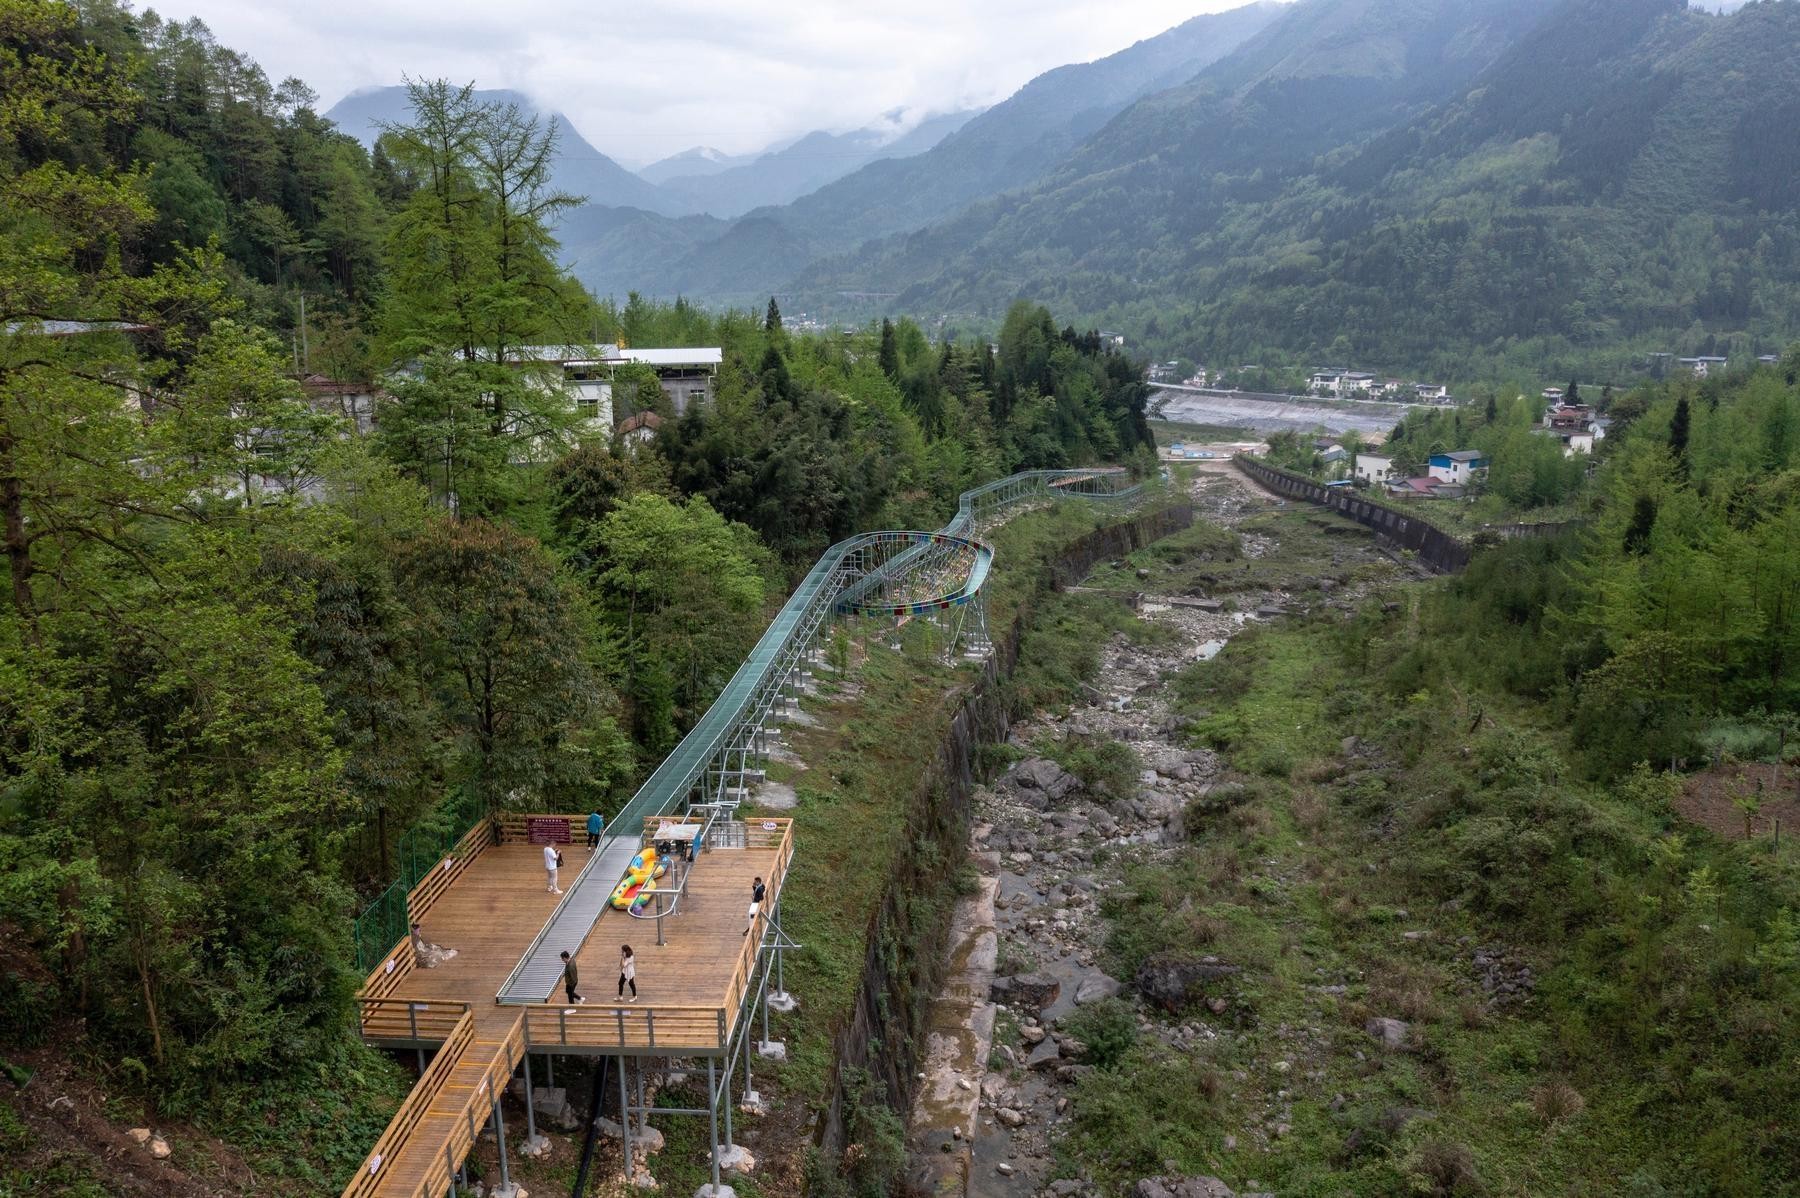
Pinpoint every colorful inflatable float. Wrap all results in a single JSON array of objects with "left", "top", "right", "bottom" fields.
[{"left": 609, "top": 845, "right": 668, "bottom": 911}]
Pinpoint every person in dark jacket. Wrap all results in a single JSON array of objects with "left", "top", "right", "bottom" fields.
[
  {"left": 586, "top": 810, "right": 604, "bottom": 851},
  {"left": 744, "top": 876, "right": 766, "bottom": 937},
  {"left": 560, "top": 950, "right": 584, "bottom": 1004}
]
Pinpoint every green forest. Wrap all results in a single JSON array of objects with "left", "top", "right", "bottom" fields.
[{"left": 0, "top": 0, "right": 1151, "bottom": 1170}]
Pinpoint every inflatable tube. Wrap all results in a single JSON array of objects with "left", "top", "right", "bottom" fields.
[{"left": 609, "top": 846, "right": 668, "bottom": 911}]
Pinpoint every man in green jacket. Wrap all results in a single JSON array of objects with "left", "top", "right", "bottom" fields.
[{"left": 560, "top": 950, "right": 584, "bottom": 1004}]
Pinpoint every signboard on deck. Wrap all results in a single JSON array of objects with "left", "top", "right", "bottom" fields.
[{"left": 527, "top": 816, "right": 572, "bottom": 844}]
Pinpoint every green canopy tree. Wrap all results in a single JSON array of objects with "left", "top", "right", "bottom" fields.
[
  {"left": 587, "top": 494, "right": 767, "bottom": 743},
  {"left": 396, "top": 515, "right": 625, "bottom": 808}
]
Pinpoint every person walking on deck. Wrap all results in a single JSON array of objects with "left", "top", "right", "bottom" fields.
[
  {"left": 745, "top": 876, "right": 766, "bottom": 937},
  {"left": 586, "top": 810, "right": 604, "bottom": 851},
  {"left": 544, "top": 842, "right": 563, "bottom": 894},
  {"left": 560, "top": 950, "right": 584, "bottom": 1004},
  {"left": 618, "top": 945, "right": 637, "bottom": 1002}
]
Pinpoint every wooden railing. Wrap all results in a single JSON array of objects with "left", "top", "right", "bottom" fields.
[
  {"left": 357, "top": 997, "right": 467, "bottom": 1045},
  {"left": 407, "top": 816, "right": 496, "bottom": 918},
  {"left": 342, "top": 1011, "right": 527, "bottom": 1198},
  {"left": 353, "top": 816, "right": 497, "bottom": 1017},
  {"left": 342, "top": 1007, "right": 476, "bottom": 1198},
  {"left": 519, "top": 1002, "right": 729, "bottom": 1052},
  {"left": 358, "top": 937, "right": 416, "bottom": 1005},
  {"left": 720, "top": 819, "right": 795, "bottom": 1043}
]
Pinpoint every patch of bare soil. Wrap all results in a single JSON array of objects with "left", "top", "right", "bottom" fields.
[{"left": 1676, "top": 761, "right": 1800, "bottom": 841}]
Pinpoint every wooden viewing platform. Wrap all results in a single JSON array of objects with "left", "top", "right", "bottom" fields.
[{"left": 343, "top": 814, "right": 795, "bottom": 1198}]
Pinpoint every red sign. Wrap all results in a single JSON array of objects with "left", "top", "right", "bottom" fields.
[{"left": 526, "top": 817, "right": 571, "bottom": 845}]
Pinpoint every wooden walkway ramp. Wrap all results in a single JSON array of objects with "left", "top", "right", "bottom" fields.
[{"left": 342, "top": 816, "right": 795, "bottom": 1198}]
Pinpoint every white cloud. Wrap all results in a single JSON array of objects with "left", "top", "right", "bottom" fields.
[{"left": 147, "top": 0, "right": 1268, "bottom": 164}]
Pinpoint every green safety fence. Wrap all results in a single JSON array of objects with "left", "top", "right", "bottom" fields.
[{"left": 351, "top": 787, "right": 486, "bottom": 974}]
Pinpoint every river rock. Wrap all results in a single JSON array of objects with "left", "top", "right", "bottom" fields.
[
  {"left": 1026, "top": 1040, "right": 1063, "bottom": 1071},
  {"left": 1014, "top": 758, "right": 1081, "bottom": 801},
  {"left": 1006, "top": 971, "right": 1061, "bottom": 1011},
  {"left": 1134, "top": 1176, "right": 1235, "bottom": 1198},
  {"left": 1365, "top": 1017, "right": 1410, "bottom": 1048},
  {"left": 1133, "top": 953, "right": 1241, "bottom": 1012},
  {"left": 996, "top": 1107, "right": 1027, "bottom": 1128},
  {"left": 1073, "top": 974, "right": 1122, "bottom": 1006}
]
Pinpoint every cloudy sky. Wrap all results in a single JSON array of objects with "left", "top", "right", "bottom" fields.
[{"left": 153, "top": 0, "right": 1266, "bottom": 166}]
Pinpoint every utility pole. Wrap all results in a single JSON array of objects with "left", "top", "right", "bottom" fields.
[{"left": 299, "top": 293, "right": 309, "bottom": 373}]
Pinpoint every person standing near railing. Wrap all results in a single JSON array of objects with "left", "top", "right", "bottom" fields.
[
  {"left": 618, "top": 945, "right": 637, "bottom": 1002},
  {"left": 586, "top": 809, "right": 604, "bottom": 852},
  {"left": 744, "top": 876, "right": 765, "bottom": 938}
]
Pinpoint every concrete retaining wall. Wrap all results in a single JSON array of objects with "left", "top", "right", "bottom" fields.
[{"left": 1234, "top": 457, "right": 1474, "bottom": 574}]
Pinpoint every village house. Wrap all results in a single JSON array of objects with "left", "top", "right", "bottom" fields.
[
  {"left": 1535, "top": 401, "right": 1606, "bottom": 457},
  {"left": 1353, "top": 453, "right": 1395, "bottom": 485},
  {"left": 1313, "top": 437, "right": 1348, "bottom": 464},
  {"left": 1541, "top": 386, "right": 1565, "bottom": 405},
  {"left": 1309, "top": 369, "right": 1346, "bottom": 396},
  {"left": 503, "top": 343, "right": 723, "bottom": 427},
  {"left": 1428, "top": 450, "right": 1487, "bottom": 486},
  {"left": 1678, "top": 355, "right": 1729, "bottom": 378},
  {"left": 1386, "top": 475, "right": 1463, "bottom": 500},
  {"left": 1414, "top": 383, "right": 1449, "bottom": 402},
  {"left": 617, "top": 409, "right": 663, "bottom": 453},
  {"left": 299, "top": 373, "right": 382, "bottom": 436}
]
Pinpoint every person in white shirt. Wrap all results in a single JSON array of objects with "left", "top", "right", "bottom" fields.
[{"left": 543, "top": 842, "right": 562, "bottom": 894}]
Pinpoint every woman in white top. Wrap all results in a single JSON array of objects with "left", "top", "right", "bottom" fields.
[
  {"left": 543, "top": 842, "right": 562, "bottom": 894},
  {"left": 618, "top": 944, "right": 637, "bottom": 1002}
]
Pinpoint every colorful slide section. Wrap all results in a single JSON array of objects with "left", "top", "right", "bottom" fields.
[{"left": 609, "top": 846, "right": 667, "bottom": 911}]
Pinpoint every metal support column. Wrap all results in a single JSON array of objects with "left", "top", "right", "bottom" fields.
[
  {"left": 490, "top": 1099, "right": 512, "bottom": 1191},
  {"left": 707, "top": 1058, "right": 722, "bottom": 1194},
  {"left": 617, "top": 1054, "right": 633, "bottom": 1182},
  {"left": 522, "top": 1054, "right": 539, "bottom": 1144},
  {"left": 743, "top": 1007, "right": 755, "bottom": 1103},
  {"left": 634, "top": 1059, "right": 648, "bottom": 1137},
  {"left": 723, "top": 1056, "right": 735, "bottom": 1149}
]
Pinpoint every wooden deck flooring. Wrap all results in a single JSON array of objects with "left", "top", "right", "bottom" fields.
[
  {"left": 565, "top": 845, "right": 774, "bottom": 1009},
  {"left": 346, "top": 822, "right": 793, "bottom": 1198}
]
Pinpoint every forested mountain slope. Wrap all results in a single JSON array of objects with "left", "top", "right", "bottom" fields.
[
  {"left": 796, "top": 0, "right": 1562, "bottom": 322},
  {"left": 801, "top": 0, "right": 1800, "bottom": 381},
  {"left": 561, "top": 1, "right": 1281, "bottom": 301}
]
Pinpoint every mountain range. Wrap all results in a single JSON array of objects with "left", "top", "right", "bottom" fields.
[
  {"left": 324, "top": 89, "right": 981, "bottom": 222},
  {"left": 550, "top": 1, "right": 1285, "bottom": 302},
  {"left": 330, "top": 0, "right": 1800, "bottom": 379}
]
